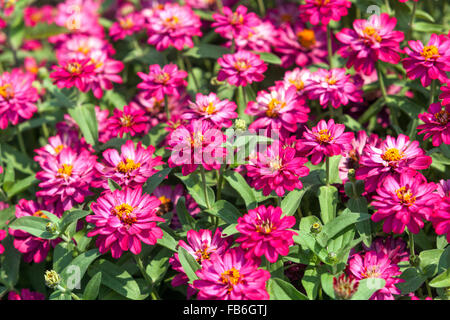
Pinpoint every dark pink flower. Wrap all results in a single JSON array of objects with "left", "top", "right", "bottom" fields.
[
  {"left": 236, "top": 205, "right": 297, "bottom": 262},
  {"left": 371, "top": 171, "right": 438, "bottom": 234},
  {"left": 212, "top": 5, "right": 260, "bottom": 39},
  {"left": 50, "top": 58, "right": 96, "bottom": 92},
  {"left": 300, "top": 0, "right": 352, "bottom": 26},
  {"left": 440, "top": 83, "right": 450, "bottom": 106},
  {"left": 402, "top": 34, "right": 450, "bottom": 87},
  {"left": 109, "top": 12, "right": 145, "bottom": 41},
  {"left": 217, "top": 50, "right": 267, "bottom": 87},
  {"left": 333, "top": 273, "right": 359, "bottom": 300},
  {"left": 193, "top": 247, "right": 271, "bottom": 300},
  {"left": 297, "top": 119, "right": 354, "bottom": 165},
  {"left": 34, "top": 132, "right": 84, "bottom": 167},
  {"left": 8, "top": 289, "right": 45, "bottom": 300},
  {"left": 86, "top": 50, "right": 124, "bottom": 99},
  {"left": 137, "top": 64, "right": 188, "bottom": 101},
  {"left": 431, "top": 196, "right": 450, "bottom": 243},
  {"left": 336, "top": 13, "right": 404, "bottom": 75},
  {"left": 107, "top": 105, "right": 149, "bottom": 138},
  {"left": 417, "top": 102, "right": 450, "bottom": 146},
  {"left": 363, "top": 236, "right": 409, "bottom": 264},
  {"left": 87, "top": 187, "right": 164, "bottom": 259},
  {"left": 355, "top": 134, "right": 432, "bottom": 192},
  {"left": 0, "top": 229, "right": 5, "bottom": 254}
]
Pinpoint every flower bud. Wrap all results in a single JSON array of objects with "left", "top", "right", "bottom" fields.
[
  {"left": 235, "top": 119, "right": 246, "bottom": 132},
  {"left": 310, "top": 222, "right": 322, "bottom": 234},
  {"left": 347, "top": 169, "right": 356, "bottom": 182},
  {"left": 46, "top": 222, "right": 57, "bottom": 234},
  {"left": 333, "top": 273, "right": 359, "bottom": 300},
  {"left": 327, "top": 251, "right": 338, "bottom": 264},
  {"left": 210, "top": 77, "right": 224, "bottom": 86},
  {"left": 44, "top": 270, "right": 61, "bottom": 289}
]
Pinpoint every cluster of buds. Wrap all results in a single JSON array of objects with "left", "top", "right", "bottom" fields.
[{"left": 333, "top": 273, "right": 359, "bottom": 300}]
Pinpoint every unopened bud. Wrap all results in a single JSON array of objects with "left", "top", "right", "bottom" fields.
[
  {"left": 235, "top": 119, "right": 246, "bottom": 132},
  {"left": 333, "top": 273, "right": 359, "bottom": 300},
  {"left": 46, "top": 222, "right": 57, "bottom": 234},
  {"left": 410, "top": 254, "right": 420, "bottom": 267},
  {"left": 210, "top": 77, "right": 224, "bottom": 86},
  {"left": 44, "top": 270, "right": 61, "bottom": 289},
  {"left": 327, "top": 252, "right": 338, "bottom": 264},
  {"left": 347, "top": 169, "right": 356, "bottom": 182},
  {"left": 310, "top": 222, "right": 322, "bottom": 234}
]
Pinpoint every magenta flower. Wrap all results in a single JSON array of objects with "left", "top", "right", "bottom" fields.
[
  {"left": 300, "top": 0, "right": 352, "bottom": 25},
  {"left": 402, "top": 34, "right": 450, "bottom": 87},
  {"left": 246, "top": 142, "right": 310, "bottom": 197},
  {"left": 437, "top": 179, "right": 450, "bottom": 198},
  {"left": 9, "top": 199, "right": 62, "bottom": 263},
  {"left": 50, "top": 58, "right": 96, "bottom": 92},
  {"left": 167, "top": 119, "right": 225, "bottom": 176},
  {"left": 36, "top": 148, "right": 97, "bottom": 211},
  {"left": 232, "top": 20, "right": 277, "bottom": 53},
  {"left": 363, "top": 236, "right": 409, "bottom": 265},
  {"left": 0, "top": 69, "right": 38, "bottom": 129},
  {"left": 417, "top": 102, "right": 450, "bottom": 146},
  {"left": 278, "top": 68, "right": 312, "bottom": 98},
  {"left": 193, "top": 247, "right": 271, "bottom": 300},
  {"left": 86, "top": 50, "right": 124, "bottom": 99},
  {"left": 212, "top": 5, "right": 260, "bottom": 39},
  {"left": 297, "top": 119, "right": 354, "bottom": 165},
  {"left": 109, "top": 12, "right": 144, "bottom": 41},
  {"left": 8, "top": 289, "right": 45, "bottom": 300},
  {"left": 146, "top": 3, "right": 202, "bottom": 51},
  {"left": 355, "top": 134, "right": 432, "bottom": 192},
  {"left": 217, "top": 50, "right": 267, "bottom": 87},
  {"left": 336, "top": 13, "right": 404, "bottom": 75},
  {"left": 371, "top": 171, "right": 438, "bottom": 234},
  {"left": 246, "top": 84, "right": 310, "bottom": 135},
  {"left": 137, "top": 64, "right": 188, "bottom": 101},
  {"left": 94, "top": 140, "right": 164, "bottom": 190},
  {"left": 34, "top": 132, "right": 84, "bottom": 167},
  {"left": 347, "top": 250, "right": 403, "bottom": 300},
  {"left": 87, "top": 187, "right": 164, "bottom": 259},
  {"left": 440, "top": 84, "right": 450, "bottom": 106},
  {"left": 0, "top": 229, "right": 5, "bottom": 255},
  {"left": 333, "top": 273, "right": 359, "bottom": 300},
  {"left": 182, "top": 92, "right": 238, "bottom": 129},
  {"left": 107, "top": 105, "right": 149, "bottom": 138},
  {"left": 275, "top": 23, "right": 328, "bottom": 68},
  {"left": 236, "top": 205, "right": 297, "bottom": 262},
  {"left": 431, "top": 196, "right": 450, "bottom": 243},
  {"left": 306, "top": 68, "right": 363, "bottom": 109},
  {"left": 169, "top": 228, "right": 232, "bottom": 297}
]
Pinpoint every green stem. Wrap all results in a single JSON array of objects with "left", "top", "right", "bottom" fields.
[
  {"left": 326, "top": 25, "right": 333, "bottom": 69},
  {"left": 184, "top": 55, "right": 200, "bottom": 92},
  {"left": 408, "top": 231, "right": 415, "bottom": 259},
  {"left": 406, "top": 1, "right": 417, "bottom": 41},
  {"left": 376, "top": 62, "right": 389, "bottom": 103},
  {"left": 200, "top": 166, "right": 211, "bottom": 209},
  {"left": 134, "top": 254, "right": 160, "bottom": 300},
  {"left": 42, "top": 123, "right": 50, "bottom": 139},
  {"left": 237, "top": 86, "right": 247, "bottom": 119},
  {"left": 384, "top": 0, "right": 391, "bottom": 15},
  {"left": 176, "top": 50, "right": 186, "bottom": 71},
  {"left": 325, "top": 156, "right": 330, "bottom": 186},
  {"left": 216, "top": 165, "right": 225, "bottom": 201},
  {"left": 70, "top": 292, "right": 81, "bottom": 300},
  {"left": 164, "top": 94, "right": 170, "bottom": 121},
  {"left": 429, "top": 80, "right": 437, "bottom": 105},
  {"left": 257, "top": 0, "right": 266, "bottom": 16},
  {"left": 425, "top": 281, "right": 432, "bottom": 298},
  {"left": 277, "top": 196, "right": 282, "bottom": 207},
  {"left": 17, "top": 130, "right": 26, "bottom": 154}
]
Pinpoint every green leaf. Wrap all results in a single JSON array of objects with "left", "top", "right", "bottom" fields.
[
  {"left": 318, "top": 185, "right": 338, "bottom": 225},
  {"left": 413, "top": 22, "right": 445, "bottom": 33},
  {"left": 143, "top": 167, "right": 172, "bottom": 195},
  {"left": 108, "top": 179, "right": 122, "bottom": 192},
  {"left": 419, "top": 249, "right": 444, "bottom": 278},
  {"left": 6, "top": 175, "right": 39, "bottom": 198},
  {"left": 88, "top": 259, "right": 142, "bottom": 300},
  {"left": 49, "top": 290, "right": 71, "bottom": 300},
  {"left": 177, "top": 247, "right": 201, "bottom": 284},
  {"left": 8, "top": 216, "right": 57, "bottom": 239},
  {"left": 221, "top": 223, "right": 239, "bottom": 237},
  {"left": 60, "top": 249, "right": 102, "bottom": 287},
  {"left": 68, "top": 104, "right": 98, "bottom": 146},
  {"left": 252, "top": 51, "right": 282, "bottom": 65},
  {"left": 0, "top": 236, "right": 21, "bottom": 287},
  {"left": 184, "top": 44, "right": 231, "bottom": 60},
  {"left": 59, "top": 210, "right": 90, "bottom": 233},
  {"left": 347, "top": 197, "right": 372, "bottom": 247},
  {"left": 53, "top": 242, "right": 75, "bottom": 274},
  {"left": 83, "top": 272, "right": 102, "bottom": 300},
  {"left": 192, "top": 10, "right": 214, "bottom": 21},
  {"left": 175, "top": 172, "right": 215, "bottom": 210},
  {"left": 223, "top": 170, "right": 257, "bottom": 210},
  {"left": 176, "top": 196, "right": 196, "bottom": 230},
  {"left": 396, "top": 268, "right": 427, "bottom": 294},
  {"left": 206, "top": 200, "right": 242, "bottom": 224},
  {"left": 281, "top": 189, "right": 307, "bottom": 216},
  {"left": 302, "top": 266, "right": 320, "bottom": 300},
  {"left": 351, "top": 278, "right": 386, "bottom": 300},
  {"left": 320, "top": 273, "right": 336, "bottom": 299},
  {"left": 429, "top": 269, "right": 450, "bottom": 288},
  {"left": 267, "top": 278, "right": 309, "bottom": 300},
  {"left": 146, "top": 248, "right": 172, "bottom": 287},
  {"left": 156, "top": 228, "right": 178, "bottom": 252},
  {"left": 1, "top": 143, "right": 37, "bottom": 175}
]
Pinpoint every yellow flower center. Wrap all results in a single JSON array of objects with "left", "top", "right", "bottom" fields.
[
  {"left": 421, "top": 45, "right": 440, "bottom": 60},
  {"left": 316, "top": 0, "right": 330, "bottom": 5},
  {"left": 30, "top": 11, "right": 44, "bottom": 23},
  {"left": 120, "top": 16, "right": 134, "bottom": 29},
  {"left": 289, "top": 78, "right": 304, "bottom": 90},
  {"left": 33, "top": 210, "right": 48, "bottom": 219},
  {"left": 156, "top": 195, "right": 173, "bottom": 216},
  {"left": 363, "top": 26, "right": 382, "bottom": 42},
  {"left": 266, "top": 98, "right": 285, "bottom": 118},
  {"left": 256, "top": 219, "right": 275, "bottom": 234},
  {"left": 57, "top": 164, "right": 73, "bottom": 178},
  {"left": 297, "top": 29, "right": 316, "bottom": 49},
  {"left": 234, "top": 60, "right": 251, "bottom": 71},
  {"left": 220, "top": 267, "right": 242, "bottom": 292},
  {"left": 396, "top": 186, "right": 416, "bottom": 206},
  {"left": 112, "top": 203, "right": 136, "bottom": 225},
  {"left": 0, "top": 83, "right": 14, "bottom": 100},
  {"left": 120, "top": 115, "right": 134, "bottom": 127},
  {"left": 116, "top": 158, "right": 141, "bottom": 174},
  {"left": 325, "top": 75, "right": 337, "bottom": 85},
  {"left": 77, "top": 46, "right": 90, "bottom": 55},
  {"left": 190, "top": 131, "right": 203, "bottom": 148},
  {"left": 204, "top": 102, "right": 216, "bottom": 115},
  {"left": 66, "top": 62, "right": 82, "bottom": 74},
  {"left": 361, "top": 265, "right": 381, "bottom": 279},
  {"left": 156, "top": 72, "right": 170, "bottom": 84},
  {"left": 195, "top": 245, "right": 212, "bottom": 262},
  {"left": 164, "top": 15, "right": 179, "bottom": 28},
  {"left": 54, "top": 145, "right": 64, "bottom": 154},
  {"left": 381, "top": 148, "right": 404, "bottom": 162},
  {"left": 230, "top": 12, "right": 244, "bottom": 25},
  {"left": 316, "top": 129, "right": 333, "bottom": 143},
  {"left": 434, "top": 110, "right": 449, "bottom": 125}
]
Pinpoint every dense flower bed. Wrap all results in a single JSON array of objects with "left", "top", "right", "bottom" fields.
[{"left": 0, "top": 0, "right": 449, "bottom": 301}]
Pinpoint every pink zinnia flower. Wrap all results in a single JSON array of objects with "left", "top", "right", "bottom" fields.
[
  {"left": 333, "top": 273, "right": 359, "bottom": 299},
  {"left": 0, "top": 229, "right": 5, "bottom": 254},
  {"left": 34, "top": 132, "right": 84, "bottom": 167},
  {"left": 246, "top": 141, "right": 310, "bottom": 197},
  {"left": 109, "top": 12, "right": 145, "bottom": 41},
  {"left": 297, "top": 119, "right": 354, "bottom": 165},
  {"left": 371, "top": 171, "right": 438, "bottom": 234},
  {"left": 169, "top": 228, "right": 232, "bottom": 298},
  {"left": 363, "top": 236, "right": 409, "bottom": 264},
  {"left": 347, "top": 250, "right": 403, "bottom": 300},
  {"left": 94, "top": 140, "right": 164, "bottom": 190},
  {"left": 107, "top": 105, "right": 149, "bottom": 138},
  {"left": 275, "top": 23, "right": 328, "bottom": 68},
  {"left": 193, "top": 247, "right": 271, "bottom": 300},
  {"left": 86, "top": 50, "right": 124, "bottom": 99},
  {"left": 437, "top": 179, "right": 450, "bottom": 198},
  {"left": 233, "top": 20, "right": 277, "bottom": 53},
  {"left": 402, "top": 34, "right": 450, "bottom": 87},
  {"left": 50, "top": 58, "right": 96, "bottom": 92},
  {"left": 167, "top": 119, "right": 225, "bottom": 176},
  {"left": 137, "top": 64, "right": 188, "bottom": 101},
  {"left": 336, "top": 13, "right": 404, "bottom": 75},
  {"left": 217, "top": 50, "right": 267, "bottom": 87},
  {"left": 417, "top": 102, "right": 450, "bottom": 146},
  {"left": 182, "top": 92, "right": 238, "bottom": 129},
  {"left": 212, "top": 5, "right": 260, "bottom": 39},
  {"left": 36, "top": 148, "right": 97, "bottom": 211},
  {"left": 306, "top": 68, "right": 363, "bottom": 109},
  {"left": 0, "top": 69, "right": 39, "bottom": 129},
  {"left": 431, "top": 196, "right": 450, "bottom": 243},
  {"left": 440, "top": 84, "right": 450, "bottom": 106},
  {"left": 8, "top": 289, "right": 45, "bottom": 300},
  {"left": 236, "top": 205, "right": 297, "bottom": 262},
  {"left": 9, "top": 199, "right": 62, "bottom": 263},
  {"left": 278, "top": 68, "right": 312, "bottom": 98},
  {"left": 146, "top": 3, "right": 202, "bottom": 51},
  {"left": 355, "top": 134, "right": 432, "bottom": 192},
  {"left": 246, "top": 84, "right": 310, "bottom": 134},
  {"left": 87, "top": 187, "right": 164, "bottom": 259},
  {"left": 300, "top": 0, "right": 352, "bottom": 25}
]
